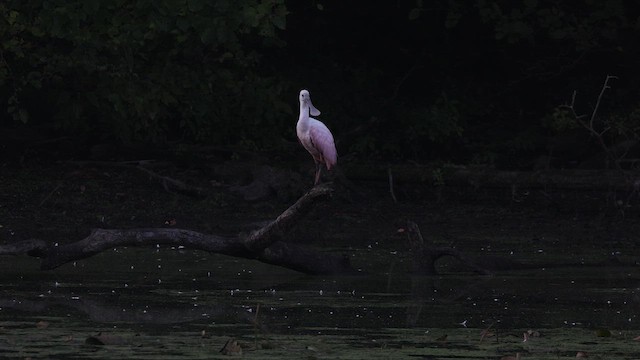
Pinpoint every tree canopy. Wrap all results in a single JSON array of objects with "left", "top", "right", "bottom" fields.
[{"left": 2, "top": 0, "right": 640, "bottom": 169}]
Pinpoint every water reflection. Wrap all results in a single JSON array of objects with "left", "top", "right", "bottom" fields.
[{"left": 0, "top": 248, "right": 637, "bottom": 332}]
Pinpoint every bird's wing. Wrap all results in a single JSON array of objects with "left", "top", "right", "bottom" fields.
[{"left": 309, "top": 119, "right": 337, "bottom": 168}]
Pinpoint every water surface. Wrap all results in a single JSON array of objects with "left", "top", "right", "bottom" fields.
[{"left": 1, "top": 247, "right": 638, "bottom": 359}]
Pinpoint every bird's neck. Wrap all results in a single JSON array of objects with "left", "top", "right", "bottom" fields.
[{"left": 298, "top": 104, "right": 310, "bottom": 129}]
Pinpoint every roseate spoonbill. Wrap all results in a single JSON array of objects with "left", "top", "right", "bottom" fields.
[{"left": 296, "top": 89, "right": 337, "bottom": 185}]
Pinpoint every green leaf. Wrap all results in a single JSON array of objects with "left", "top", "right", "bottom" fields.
[{"left": 7, "top": 10, "right": 19, "bottom": 25}]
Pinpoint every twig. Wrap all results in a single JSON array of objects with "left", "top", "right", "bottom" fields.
[
  {"left": 388, "top": 167, "right": 398, "bottom": 203},
  {"left": 254, "top": 303, "right": 260, "bottom": 324},
  {"left": 561, "top": 75, "right": 619, "bottom": 169},
  {"left": 39, "top": 182, "right": 63, "bottom": 207},
  {"left": 388, "top": 59, "right": 424, "bottom": 108},
  {"left": 589, "top": 75, "right": 618, "bottom": 131},
  {"left": 253, "top": 302, "right": 261, "bottom": 349},
  {"left": 480, "top": 323, "right": 494, "bottom": 343}
]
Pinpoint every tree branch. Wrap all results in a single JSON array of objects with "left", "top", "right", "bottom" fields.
[
  {"left": 589, "top": 75, "right": 617, "bottom": 130},
  {"left": 0, "top": 184, "right": 353, "bottom": 275},
  {"left": 561, "top": 75, "right": 619, "bottom": 169},
  {"left": 243, "top": 183, "right": 333, "bottom": 252}
]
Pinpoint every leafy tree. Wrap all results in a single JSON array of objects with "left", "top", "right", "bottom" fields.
[
  {"left": 0, "top": 0, "right": 289, "bottom": 147},
  {"left": 3, "top": 0, "right": 640, "bottom": 168}
]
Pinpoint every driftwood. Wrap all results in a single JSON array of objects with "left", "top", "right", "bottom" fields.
[
  {"left": 0, "top": 183, "right": 354, "bottom": 275},
  {"left": 406, "top": 221, "right": 491, "bottom": 275}
]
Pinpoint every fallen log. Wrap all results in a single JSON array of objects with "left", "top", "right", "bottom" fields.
[{"left": 0, "top": 183, "right": 354, "bottom": 275}]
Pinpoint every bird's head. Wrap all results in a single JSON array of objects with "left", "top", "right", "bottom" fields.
[{"left": 299, "top": 89, "right": 321, "bottom": 116}]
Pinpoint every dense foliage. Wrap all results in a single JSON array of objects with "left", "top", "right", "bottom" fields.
[
  {"left": 2, "top": 1, "right": 640, "bottom": 168},
  {"left": 0, "top": 0, "right": 289, "bottom": 147}
]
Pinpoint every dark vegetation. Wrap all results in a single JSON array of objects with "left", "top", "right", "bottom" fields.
[{"left": 2, "top": 1, "right": 640, "bottom": 169}]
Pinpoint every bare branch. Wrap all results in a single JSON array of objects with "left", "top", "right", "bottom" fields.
[
  {"left": 589, "top": 75, "right": 618, "bottom": 129},
  {"left": 562, "top": 75, "right": 620, "bottom": 169}
]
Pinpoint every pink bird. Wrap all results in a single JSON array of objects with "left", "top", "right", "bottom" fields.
[{"left": 296, "top": 89, "right": 337, "bottom": 185}]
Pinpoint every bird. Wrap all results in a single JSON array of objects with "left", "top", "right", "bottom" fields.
[{"left": 296, "top": 89, "right": 337, "bottom": 185}]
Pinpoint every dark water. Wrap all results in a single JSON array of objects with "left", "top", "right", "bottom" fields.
[{"left": 0, "top": 247, "right": 638, "bottom": 359}]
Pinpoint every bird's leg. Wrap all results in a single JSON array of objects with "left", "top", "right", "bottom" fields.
[{"left": 314, "top": 162, "right": 322, "bottom": 185}]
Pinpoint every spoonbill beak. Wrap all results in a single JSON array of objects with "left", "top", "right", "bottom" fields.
[{"left": 309, "top": 100, "right": 321, "bottom": 117}]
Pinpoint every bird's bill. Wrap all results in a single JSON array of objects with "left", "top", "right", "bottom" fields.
[{"left": 308, "top": 101, "right": 321, "bottom": 116}]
